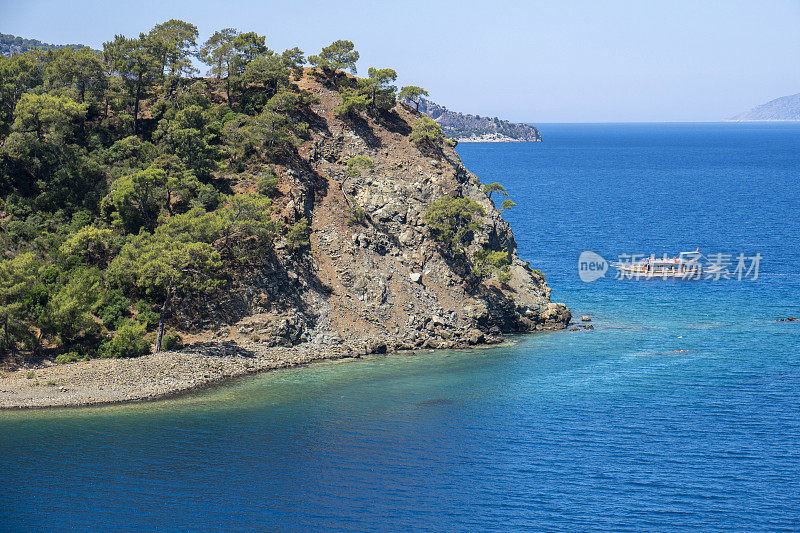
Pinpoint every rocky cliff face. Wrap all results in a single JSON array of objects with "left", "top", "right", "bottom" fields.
[
  {"left": 198, "top": 72, "right": 569, "bottom": 355},
  {"left": 418, "top": 99, "right": 542, "bottom": 142}
]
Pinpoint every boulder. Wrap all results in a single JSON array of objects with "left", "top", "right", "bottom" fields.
[{"left": 468, "top": 329, "right": 485, "bottom": 345}]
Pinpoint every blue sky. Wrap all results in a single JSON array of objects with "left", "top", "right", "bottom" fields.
[{"left": 1, "top": 0, "right": 798, "bottom": 122}]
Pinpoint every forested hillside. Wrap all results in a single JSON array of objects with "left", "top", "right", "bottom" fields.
[
  {"left": 0, "top": 21, "right": 340, "bottom": 362},
  {"left": 0, "top": 33, "right": 90, "bottom": 56},
  {"left": 0, "top": 20, "right": 568, "bottom": 369}
]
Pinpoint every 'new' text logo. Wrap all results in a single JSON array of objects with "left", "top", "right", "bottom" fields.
[{"left": 578, "top": 251, "right": 608, "bottom": 282}]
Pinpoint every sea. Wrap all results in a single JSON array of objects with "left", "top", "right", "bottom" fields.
[{"left": 1, "top": 123, "right": 799, "bottom": 531}]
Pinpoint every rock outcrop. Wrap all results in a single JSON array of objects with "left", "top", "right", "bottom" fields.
[{"left": 202, "top": 71, "right": 569, "bottom": 356}]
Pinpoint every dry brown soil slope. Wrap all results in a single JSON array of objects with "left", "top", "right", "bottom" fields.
[{"left": 207, "top": 70, "right": 570, "bottom": 355}]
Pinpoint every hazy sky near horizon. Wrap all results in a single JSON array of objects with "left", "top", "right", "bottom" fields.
[{"left": 2, "top": 0, "right": 799, "bottom": 122}]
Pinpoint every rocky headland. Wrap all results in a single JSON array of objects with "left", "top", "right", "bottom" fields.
[{"left": 0, "top": 69, "right": 568, "bottom": 408}]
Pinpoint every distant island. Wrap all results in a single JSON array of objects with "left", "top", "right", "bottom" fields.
[
  {"left": 729, "top": 92, "right": 800, "bottom": 121},
  {"left": 418, "top": 99, "right": 542, "bottom": 142},
  {"left": 0, "top": 33, "right": 91, "bottom": 56}
]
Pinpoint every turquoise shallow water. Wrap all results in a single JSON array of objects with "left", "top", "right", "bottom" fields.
[{"left": 2, "top": 123, "right": 800, "bottom": 531}]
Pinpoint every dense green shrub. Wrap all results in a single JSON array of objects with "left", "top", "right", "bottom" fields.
[
  {"left": 161, "top": 330, "right": 184, "bottom": 351},
  {"left": 197, "top": 186, "right": 221, "bottom": 211},
  {"left": 473, "top": 249, "right": 511, "bottom": 281},
  {"left": 347, "top": 156, "right": 373, "bottom": 177},
  {"left": 134, "top": 301, "right": 160, "bottom": 331},
  {"left": 286, "top": 217, "right": 311, "bottom": 250},
  {"left": 55, "top": 352, "right": 88, "bottom": 364},
  {"left": 96, "top": 290, "right": 130, "bottom": 328},
  {"left": 99, "top": 319, "right": 150, "bottom": 358},
  {"left": 147, "top": 328, "right": 184, "bottom": 350},
  {"left": 425, "top": 197, "right": 484, "bottom": 250},
  {"left": 411, "top": 117, "right": 444, "bottom": 146},
  {"left": 334, "top": 88, "right": 369, "bottom": 117},
  {"left": 257, "top": 169, "right": 280, "bottom": 197}
]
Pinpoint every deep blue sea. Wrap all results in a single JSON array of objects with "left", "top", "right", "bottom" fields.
[{"left": 2, "top": 123, "right": 800, "bottom": 532}]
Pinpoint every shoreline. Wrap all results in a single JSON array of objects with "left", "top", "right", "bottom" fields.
[
  {"left": 0, "top": 336, "right": 529, "bottom": 410},
  {"left": 0, "top": 342, "right": 353, "bottom": 410}
]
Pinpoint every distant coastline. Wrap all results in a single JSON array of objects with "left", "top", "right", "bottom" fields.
[
  {"left": 729, "top": 92, "right": 800, "bottom": 121},
  {"left": 724, "top": 118, "right": 800, "bottom": 122},
  {"left": 456, "top": 133, "right": 542, "bottom": 143},
  {"left": 419, "top": 99, "right": 542, "bottom": 142}
]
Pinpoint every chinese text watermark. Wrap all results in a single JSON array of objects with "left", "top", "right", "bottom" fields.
[{"left": 578, "top": 251, "right": 762, "bottom": 282}]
